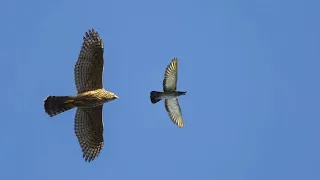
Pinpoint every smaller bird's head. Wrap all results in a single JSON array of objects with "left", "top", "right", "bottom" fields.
[{"left": 177, "top": 91, "right": 187, "bottom": 96}]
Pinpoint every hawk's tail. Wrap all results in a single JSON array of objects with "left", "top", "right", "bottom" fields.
[
  {"left": 44, "top": 96, "right": 76, "bottom": 117},
  {"left": 150, "top": 91, "right": 162, "bottom": 104}
]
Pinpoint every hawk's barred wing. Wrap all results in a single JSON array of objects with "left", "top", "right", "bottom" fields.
[
  {"left": 165, "top": 98, "right": 184, "bottom": 128},
  {"left": 75, "top": 29, "right": 104, "bottom": 93},
  {"left": 74, "top": 106, "right": 104, "bottom": 162},
  {"left": 163, "top": 58, "right": 178, "bottom": 91}
]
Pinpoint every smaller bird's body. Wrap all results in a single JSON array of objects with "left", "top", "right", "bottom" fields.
[
  {"left": 150, "top": 91, "right": 186, "bottom": 104},
  {"left": 150, "top": 58, "right": 186, "bottom": 128}
]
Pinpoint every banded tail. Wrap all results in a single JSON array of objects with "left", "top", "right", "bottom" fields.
[
  {"left": 44, "top": 96, "right": 76, "bottom": 117},
  {"left": 150, "top": 91, "right": 162, "bottom": 104}
]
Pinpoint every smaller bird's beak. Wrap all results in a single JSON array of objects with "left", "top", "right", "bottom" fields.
[{"left": 114, "top": 95, "right": 119, "bottom": 99}]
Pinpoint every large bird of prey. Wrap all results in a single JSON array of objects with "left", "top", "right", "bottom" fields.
[
  {"left": 150, "top": 58, "right": 186, "bottom": 128},
  {"left": 44, "top": 29, "right": 119, "bottom": 162}
]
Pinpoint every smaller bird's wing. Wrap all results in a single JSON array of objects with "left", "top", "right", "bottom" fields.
[
  {"left": 165, "top": 98, "right": 184, "bottom": 128},
  {"left": 75, "top": 106, "right": 104, "bottom": 162},
  {"left": 75, "top": 29, "right": 104, "bottom": 93},
  {"left": 163, "top": 58, "right": 178, "bottom": 91}
]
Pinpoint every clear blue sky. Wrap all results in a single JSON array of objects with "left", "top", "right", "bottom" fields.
[{"left": 1, "top": 0, "right": 319, "bottom": 179}]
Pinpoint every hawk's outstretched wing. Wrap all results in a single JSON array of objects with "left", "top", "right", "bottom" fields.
[
  {"left": 163, "top": 58, "right": 178, "bottom": 91},
  {"left": 74, "top": 106, "right": 104, "bottom": 162},
  {"left": 165, "top": 98, "right": 184, "bottom": 128},
  {"left": 75, "top": 29, "right": 104, "bottom": 93}
]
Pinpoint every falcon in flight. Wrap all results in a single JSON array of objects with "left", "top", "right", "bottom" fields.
[
  {"left": 44, "top": 29, "right": 119, "bottom": 162},
  {"left": 150, "top": 58, "right": 186, "bottom": 128}
]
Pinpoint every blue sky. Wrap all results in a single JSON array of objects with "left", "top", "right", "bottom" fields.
[{"left": 1, "top": 0, "right": 319, "bottom": 179}]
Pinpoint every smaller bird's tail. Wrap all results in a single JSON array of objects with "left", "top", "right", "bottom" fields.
[
  {"left": 150, "top": 91, "right": 162, "bottom": 104},
  {"left": 44, "top": 96, "right": 76, "bottom": 117}
]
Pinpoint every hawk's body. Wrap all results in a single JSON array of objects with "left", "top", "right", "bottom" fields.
[
  {"left": 150, "top": 58, "right": 186, "bottom": 128},
  {"left": 44, "top": 29, "right": 118, "bottom": 162}
]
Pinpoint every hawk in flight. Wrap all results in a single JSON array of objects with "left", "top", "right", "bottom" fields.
[
  {"left": 44, "top": 29, "right": 119, "bottom": 162},
  {"left": 150, "top": 58, "right": 186, "bottom": 128}
]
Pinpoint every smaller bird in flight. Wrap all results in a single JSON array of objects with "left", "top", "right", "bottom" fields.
[{"left": 150, "top": 58, "right": 186, "bottom": 128}]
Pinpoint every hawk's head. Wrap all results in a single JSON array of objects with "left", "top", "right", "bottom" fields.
[
  {"left": 104, "top": 91, "right": 119, "bottom": 103},
  {"left": 112, "top": 94, "right": 119, "bottom": 99},
  {"left": 110, "top": 92, "right": 119, "bottom": 100}
]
